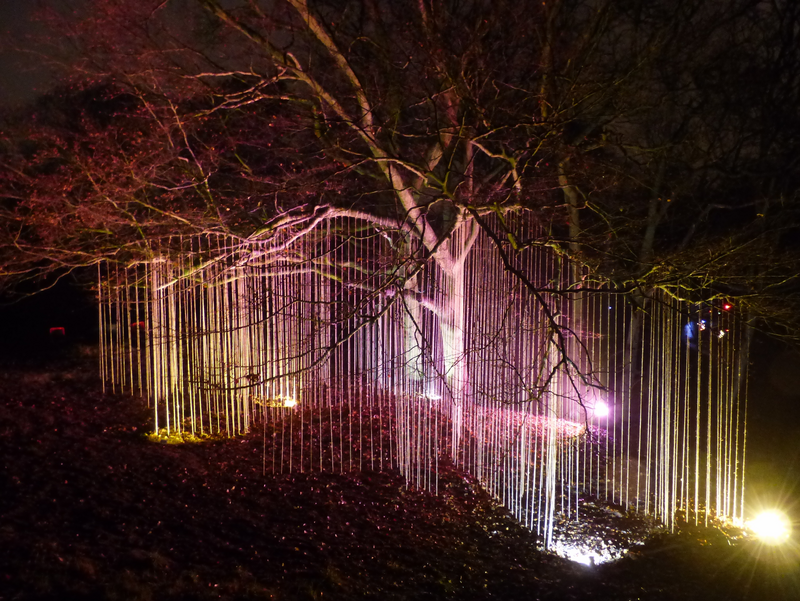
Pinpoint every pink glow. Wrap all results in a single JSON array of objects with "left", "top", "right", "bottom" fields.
[{"left": 593, "top": 400, "right": 609, "bottom": 419}]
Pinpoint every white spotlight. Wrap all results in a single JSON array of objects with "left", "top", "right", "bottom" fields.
[
  {"left": 593, "top": 400, "right": 609, "bottom": 419},
  {"left": 748, "top": 510, "right": 792, "bottom": 545}
]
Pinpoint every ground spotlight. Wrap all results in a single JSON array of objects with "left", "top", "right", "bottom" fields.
[
  {"left": 593, "top": 400, "right": 609, "bottom": 419},
  {"left": 748, "top": 510, "right": 792, "bottom": 545}
]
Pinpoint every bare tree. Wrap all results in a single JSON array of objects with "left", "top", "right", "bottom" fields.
[{"left": 3, "top": 0, "right": 800, "bottom": 379}]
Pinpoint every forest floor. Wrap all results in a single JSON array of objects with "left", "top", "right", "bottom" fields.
[{"left": 2, "top": 347, "right": 800, "bottom": 601}]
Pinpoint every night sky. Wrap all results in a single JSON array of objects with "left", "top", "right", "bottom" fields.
[{"left": 0, "top": 1, "right": 58, "bottom": 108}]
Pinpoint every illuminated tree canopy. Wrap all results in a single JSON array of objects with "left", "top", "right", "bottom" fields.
[{"left": 1, "top": 0, "right": 799, "bottom": 332}]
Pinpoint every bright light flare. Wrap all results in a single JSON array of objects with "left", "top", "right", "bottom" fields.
[
  {"left": 748, "top": 510, "right": 792, "bottom": 545},
  {"left": 593, "top": 400, "right": 609, "bottom": 419}
]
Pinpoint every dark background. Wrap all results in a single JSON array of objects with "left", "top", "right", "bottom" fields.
[{"left": 0, "top": 1, "right": 58, "bottom": 109}]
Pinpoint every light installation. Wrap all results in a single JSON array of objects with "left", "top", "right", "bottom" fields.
[{"left": 98, "top": 215, "right": 749, "bottom": 552}]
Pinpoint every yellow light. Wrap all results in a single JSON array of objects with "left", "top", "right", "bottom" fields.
[
  {"left": 257, "top": 395, "right": 299, "bottom": 408},
  {"left": 749, "top": 510, "right": 792, "bottom": 545}
]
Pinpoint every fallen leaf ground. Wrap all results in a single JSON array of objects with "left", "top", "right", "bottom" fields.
[{"left": 1, "top": 349, "right": 799, "bottom": 601}]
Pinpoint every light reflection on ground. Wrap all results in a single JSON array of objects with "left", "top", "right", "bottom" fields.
[
  {"left": 549, "top": 500, "right": 655, "bottom": 566},
  {"left": 552, "top": 539, "right": 625, "bottom": 565}
]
